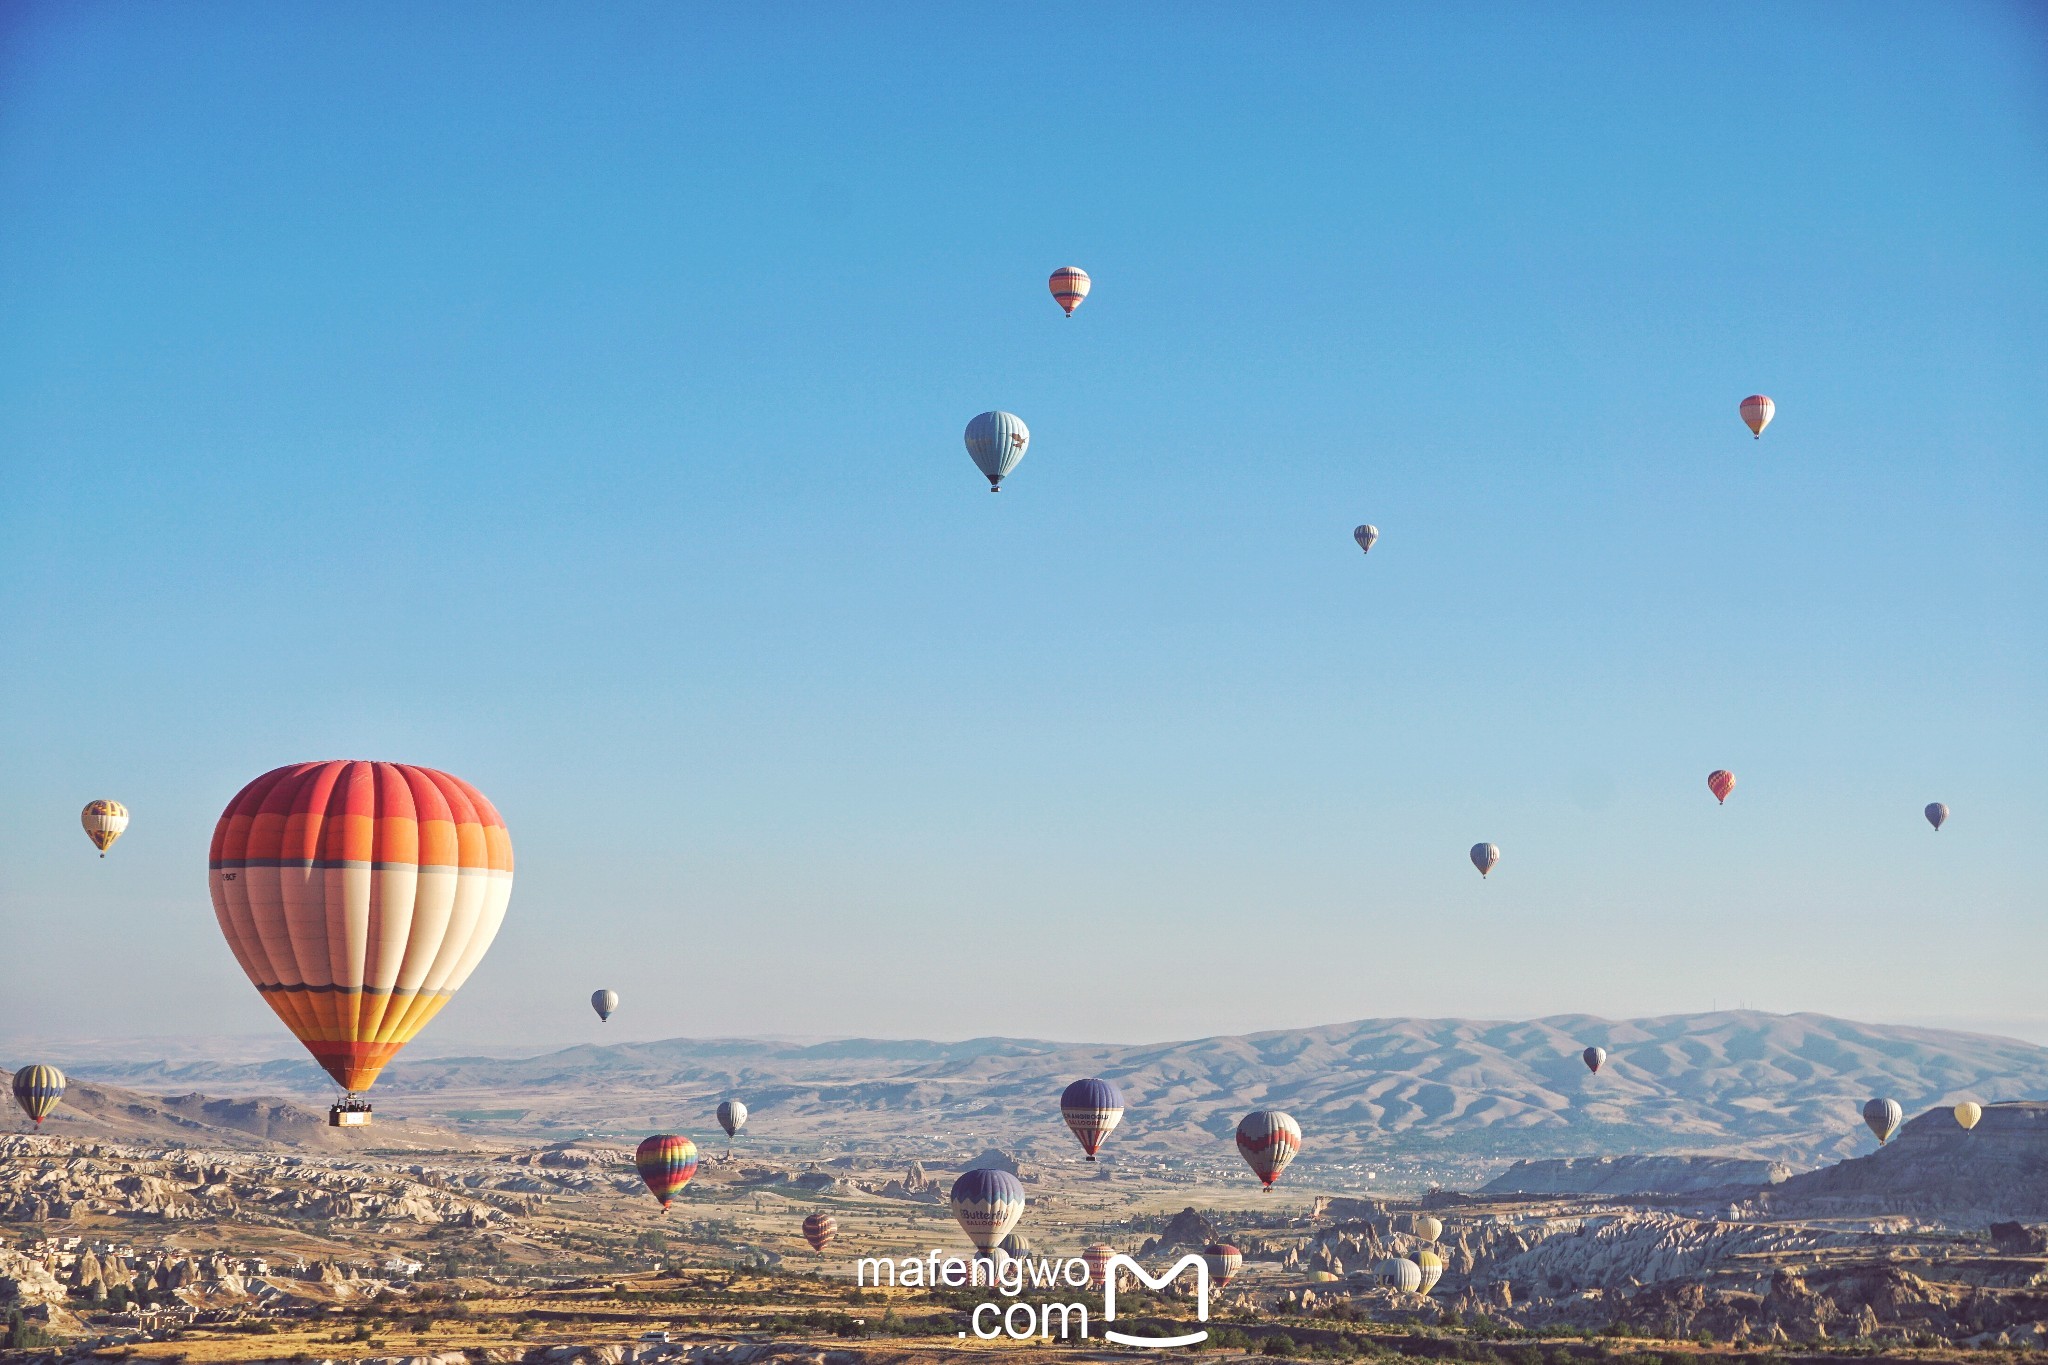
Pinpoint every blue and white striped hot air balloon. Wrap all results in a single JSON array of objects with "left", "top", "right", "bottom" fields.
[
  {"left": 950, "top": 1167, "right": 1025, "bottom": 1255},
  {"left": 1059, "top": 1077, "right": 1125, "bottom": 1161},
  {"left": 964, "top": 411, "right": 1029, "bottom": 491}
]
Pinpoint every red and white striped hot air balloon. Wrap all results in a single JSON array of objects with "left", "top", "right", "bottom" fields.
[
  {"left": 1048, "top": 267, "right": 1091, "bottom": 316},
  {"left": 1081, "top": 1244, "right": 1116, "bottom": 1289},
  {"left": 1740, "top": 395, "right": 1775, "bottom": 439},
  {"left": 1235, "top": 1110, "right": 1301, "bottom": 1189}
]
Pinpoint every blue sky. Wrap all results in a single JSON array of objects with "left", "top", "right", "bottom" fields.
[{"left": 1, "top": 3, "right": 2042, "bottom": 1053}]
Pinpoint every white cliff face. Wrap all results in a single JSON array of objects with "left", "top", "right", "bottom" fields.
[{"left": 1480, "top": 1155, "right": 1794, "bottom": 1196}]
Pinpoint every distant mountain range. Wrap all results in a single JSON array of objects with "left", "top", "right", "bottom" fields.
[{"left": 36, "top": 1012, "right": 2048, "bottom": 1170}]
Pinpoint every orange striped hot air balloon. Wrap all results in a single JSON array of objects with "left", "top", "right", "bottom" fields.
[
  {"left": 208, "top": 762, "right": 513, "bottom": 1110},
  {"left": 1048, "top": 266, "right": 1091, "bottom": 316},
  {"left": 1708, "top": 770, "right": 1736, "bottom": 804}
]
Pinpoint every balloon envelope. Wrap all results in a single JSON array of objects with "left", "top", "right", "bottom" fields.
[
  {"left": 81, "top": 799, "right": 129, "bottom": 855},
  {"left": 1863, "top": 1097, "right": 1902, "bottom": 1144},
  {"left": 1081, "top": 1244, "right": 1116, "bottom": 1289},
  {"left": 1382, "top": 1258, "right": 1423, "bottom": 1293},
  {"left": 1925, "top": 802, "right": 1948, "bottom": 831},
  {"left": 1708, "top": 770, "right": 1736, "bottom": 804},
  {"left": 950, "top": 1167, "right": 1025, "bottom": 1253},
  {"left": 1049, "top": 267, "right": 1091, "bottom": 316},
  {"left": 591, "top": 989, "right": 618, "bottom": 1022},
  {"left": 717, "top": 1099, "right": 749, "bottom": 1138},
  {"left": 1740, "top": 394, "right": 1775, "bottom": 438},
  {"left": 1235, "top": 1110, "right": 1302, "bottom": 1188},
  {"left": 10, "top": 1065, "right": 65, "bottom": 1125},
  {"left": 1953, "top": 1101, "right": 1982, "bottom": 1131},
  {"left": 803, "top": 1212, "right": 838, "bottom": 1252},
  {"left": 964, "top": 411, "right": 1030, "bottom": 490},
  {"left": 1415, "top": 1248, "right": 1445, "bottom": 1295},
  {"left": 1582, "top": 1046, "right": 1606, "bottom": 1074},
  {"left": 1414, "top": 1215, "right": 1444, "bottom": 1242},
  {"left": 209, "top": 762, "right": 513, "bottom": 1094},
  {"left": 1060, "top": 1077, "right": 1126, "bottom": 1159},
  {"left": 1353, "top": 525, "right": 1378, "bottom": 554},
  {"left": 1470, "top": 843, "right": 1499, "bottom": 878},
  {"left": 1201, "top": 1243, "right": 1243, "bottom": 1287},
  {"left": 636, "top": 1134, "right": 699, "bottom": 1208}
]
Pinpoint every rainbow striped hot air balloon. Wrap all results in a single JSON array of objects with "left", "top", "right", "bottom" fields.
[
  {"left": 950, "top": 1167, "right": 1025, "bottom": 1256},
  {"left": 1200, "top": 1243, "right": 1243, "bottom": 1288},
  {"left": 637, "top": 1134, "right": 699, "bottom": 1209},
  {"left": 802, "top": 1211, "right": 838, "bottom": 1252},
  {"left": 10, "top": 1065, "right": 65, "bottom": 1126},
  {"left": 1048, "top": 267, "right": 1091, "bottom": 316},
  {"left": 1235, "top": 1110, "right": 1301, "bottom": 1189},
  {"left": 1059, "top": 1077, "right": 1125, "bottom": 1160},
  {"left": 209, "top": 762, "right": 513, "bottom": 1118}
]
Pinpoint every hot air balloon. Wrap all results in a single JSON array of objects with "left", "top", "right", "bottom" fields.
[
  {"left": 591, "top": 989, "right": 618, "bottom": 1022},
  {"left": 1470, "top": 843, "right": 1499, "bottom": 878},
  {"left": 1382, "top": 1258, "right": 1423, "bottom": 1294},
  {"left": 1049, "top": 267, "right": 1091, "bottom": 317},
  {"left": 1060, "top": 1077, "right": 1125, "bottom": 1160},
  {"left": 636, "top": 1134, "right": 699, "bottom": 1209},
  {"left": 10, "top": 1065, "right": 65, "bottom": 1126},
  {"left": 209, "top": 762, "right": 512, "bottom": 1124},
  {"left": 1925, "top": 803, "right": 1948, "bottom": 832},
  {"left": 82, "top": 799, "right": 129, "bottom": 857},
  {"left": 1353, "top": 525, "right": 1378, "bottom": 555},
  {"left": 1582, "top": 1046, "right": 1606, "bottom": 1074},
  {"left": 1953, "top": 1101, "right": 1982, "bottom": 1131},
  {"left": 1200, "top": 1244, "right": 1243, "bottom": 1288},
  {"left": 1708, "top": 770, "right": 1736, "bottom": 804},
  {"left": 950, "top": 1168, "right": 1025, "bottom": 1256},
  {"left": 1235, "top": 1110, "right": 1301, "bottom": 1189},
  {"left": 1863, "top": 1097, "right": 1902, "bottom": 1144},
  {"left": 1081, "top": 1244, "right": 1116, "bottom": 1290},
  {"left": 964, "top": 411, "right": 1029, "bottom": 491},
  {"left": 998, "top": 1232, "right": 1033, "bottom": 1262},
  {"left": 1415, "top": 1248, "right": 1445, "bottom": 1296},
  {"left": 803, "top": 1212, "right": 838, "bottom": 1253},
  {"left": 716, "top": 1098, "right": 748, "bottom": 1154},
  {"left": 1740, "top": 395, "right": 1775, "bottom": 439},
  {"left": 1414, "top": 1215, "right": 1444, "bottom": 1243}
]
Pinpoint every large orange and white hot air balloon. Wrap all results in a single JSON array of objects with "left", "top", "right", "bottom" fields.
[
  {"left": 1048, "top": 267, "right": 1091, "bottom": 316},
  {"left": 1739, "top": 395, "right": 1774, "bottom": 439},
  {"left": 208, "top": 762, "right": 512, "bottom": 1116}
]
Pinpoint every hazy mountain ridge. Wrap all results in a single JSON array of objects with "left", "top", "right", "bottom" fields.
[{"left": 43, "top": 1012, "right": 2047, "bottom": 1167}]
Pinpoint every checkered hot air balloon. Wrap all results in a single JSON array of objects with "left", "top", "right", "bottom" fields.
[
  {"left": 802, "top": 1212, "right": 838, "bottom": 1253},
  {"left": 1708, "top": 770, "right": 1736, "bottom": 804},
  {"left": 81, "top": 799, "right": 128, "bottom": 857},
  {"left": 10, "top": 1065, "right": 65, "bottom": 1126},
  {"left": 1235, "top": 1110, "right": 1301, "bottom": 1189},
  {"left": 949, "top": 1167, "right": 1025, "bottom": 1255},
  {"left": 1200, "top": 1243, "right": 1243, "bottom": 1287},
  {"left": 1048, "top": 267, "right": 1091, "bottom": 316},
  {"left": 1059, "top": 1077, "right": 1125, "bottom": 1160},
  {"left": 1740, "top": 394, "right": 1775, "bottom": 439},
  {"left": 636, "top": 1134, "right": 699, "bottom": 1209},
  {"left": 964, "top": 411, "right": 1029, "bottom": 491},
  {"left": 209, "top": 762, "right": 513, "bottom": 1108}
]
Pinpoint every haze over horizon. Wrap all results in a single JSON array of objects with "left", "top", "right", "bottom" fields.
[{"left": 2, "top": 4, "right": 2042, "bottom": 1055}]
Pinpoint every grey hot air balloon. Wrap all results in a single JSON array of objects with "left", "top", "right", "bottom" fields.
[
  {"left": 1470, "top": 843, "right": 1500, "bottom": 878},
  {"left": 1413, "top": 1215, "right": 1443, "bottom": 1243},
  {"left": 1582, "top": 1046, "right": 1606, "bottom": 1074},
  {"left": 964, "top": 411, "right": 1030, "bottom": 491},
  {"left": 1381, "top": 1257, "right": 1423, "bottom": 1294},
  {"left": 716, "top": 1098, "right": 748, "bottom": 1146},
  {"left": 591, "top": 989, "right": 618, "bottom": 1022},
  {"left": 1925, "top": 802, "right": 1948, "bottom": 831},
  {"left": 1862, "top": 1097, "right": 1902, "bottom": 1144},
  {"left": 1353, "top": 525, "right": 1378, "bottom": 555}
]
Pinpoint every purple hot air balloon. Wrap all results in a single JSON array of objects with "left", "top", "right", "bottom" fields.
[
  {"left": 1059, "top": 1077, "right": 1126, "bottom": 1161},
  {"left": 950, "top": 1167, "right": 1025, "bottom": 1256}
]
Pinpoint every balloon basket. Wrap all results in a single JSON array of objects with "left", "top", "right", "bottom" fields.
[{"left": 329, "top": 1100, "right": 372, "bottom": 1128}]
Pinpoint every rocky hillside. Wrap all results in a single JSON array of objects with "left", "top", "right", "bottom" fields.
[
  {"left": 46, "top": 1013, "right": 2048, "bottom": 1169},
  {"left": 1749, "top": 1100, "right": 2048, "bottom": 1222},
  {"left": 1479, "top": 1154, "right": 1793, "bottom": 1196}
]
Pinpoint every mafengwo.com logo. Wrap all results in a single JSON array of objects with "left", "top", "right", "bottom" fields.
[{"left": 857, "top": 1250, "right": 1211, "bottom": 1347}]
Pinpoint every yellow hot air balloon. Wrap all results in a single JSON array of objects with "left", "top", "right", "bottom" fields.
[
  {"left": 209, "top": 762, "right": 512, "bottom": 1124},
  {"left": 1414, "top": 1215, "right": 1444, "bottom": 1243},
  {"left": 1953, "top": 1101, "right": 1982, "bottom": 1131},
  {"left": 1415, "top": 1247, "right": 1445, "bottom": 1296},
  {"left": 81, "top": 800, "right": 129, "bottom": 857}
]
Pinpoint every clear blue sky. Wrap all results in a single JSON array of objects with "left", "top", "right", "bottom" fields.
[{"left": 1, "top": 3, "right": 2042, "bottom": 1054}]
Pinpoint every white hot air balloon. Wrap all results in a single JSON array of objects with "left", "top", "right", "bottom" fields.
[
  {"left": 591, "top": 990, "right": 618, "bottom": 1022},
  {"left": 964, "top": 411, "right": 1030, "bottom": 492}
]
